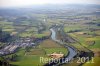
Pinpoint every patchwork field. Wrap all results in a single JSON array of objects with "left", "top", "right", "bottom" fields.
[
  {"left": 0, "top": 4, "right": 100, "bottom": 66},
  {"left": 9, "top": 39, "right": 68, "bottom": 66}
]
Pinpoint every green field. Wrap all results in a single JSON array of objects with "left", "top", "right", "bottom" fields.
[
  {"left": 0, "top": 5, "right": 100, "bottom": 66},
  {"left": 9, "top": 39, "right": 68, "bottom": 66}
]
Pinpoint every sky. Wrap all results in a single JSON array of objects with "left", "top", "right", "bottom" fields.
[{"left": 0, "top": 0, "right": 100, "bottom": 8}]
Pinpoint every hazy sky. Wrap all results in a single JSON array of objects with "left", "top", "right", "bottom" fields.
[{"left": 0, "top": 0, "right": 100, "bottom": 7}]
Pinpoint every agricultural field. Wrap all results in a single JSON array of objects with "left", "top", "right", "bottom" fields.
[
  {"left": 0, "top": 4, "right": 100, "bottom": 66},
  {"left": 9, "top": 39, "right": 68, "bottom": 66},
  {"left": 63, "top": 18, "right": 100, "bottom": 66}
]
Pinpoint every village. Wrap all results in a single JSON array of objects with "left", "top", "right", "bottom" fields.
[{"left": 0, "top": 36, "right": 49, "bottom": 56}]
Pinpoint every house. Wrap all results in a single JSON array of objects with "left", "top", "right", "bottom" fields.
[{"left": 47, "top": 52, "right": 64, "bottom": 59}]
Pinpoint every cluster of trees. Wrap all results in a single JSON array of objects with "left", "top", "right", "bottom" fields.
[
  {"left": 0, "top": 54, "right": 19, "bottom": 66},
  {"left": 0, "top": 28, "right": 12, "bottom": 42},
  {"left": 0, "top": 60, "right": 9, "bottom": 66},
  {"left": 0, "top": 57, "right": 10, "bottom": 66},
  {"left": 67, "top": 29, "right": 81, "bottom": 33}
]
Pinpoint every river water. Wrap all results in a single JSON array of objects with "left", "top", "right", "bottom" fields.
[{"left": 50, "top": 28, "right": 77, "bottom": 63}]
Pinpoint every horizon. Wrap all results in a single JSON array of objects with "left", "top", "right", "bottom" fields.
[
  {"left": 0, "top": 4, "right": 100, "bottom": 9},
  {"left": 0, "top": 0, "right": 100, "bottom": 8}
]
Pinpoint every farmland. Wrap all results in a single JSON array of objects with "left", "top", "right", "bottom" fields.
[
  {"left": 9, "top": 39, "right": 68, "bottom": 66},
  {"left": 0, "top": 4, "right": 100, "bottom": 66}
]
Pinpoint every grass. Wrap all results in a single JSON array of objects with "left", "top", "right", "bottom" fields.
[
  {"left": 26, "top": 48, "right": 46, "bottom": 55},
  {"left": 10, "top": 55, "right": 45, "bottom": 66},
  {"left": 64, "top": 25, "right": 83, "bottom": 32},
  {"left": 0, "top": 21, "right": 13, "bottom": 25},
  {"left": 25, "top": 27, "right": 37, "bottom": 32},
  {"left": 63, "top": 24, "right": 100, "bottom": 66},
  {"left": 69, "top": 32, "right": 100, "bottom": 49},
  {"left": 65, "top": 29, "right": 100, "bottom": 66},
  {"left": 10, "top": 39, "right": 68, "bottom": 66},
  {"left": 0, "top": 13, "right": 99, "bottom": 66},
  {"left": 20, "top": 21, "right": 30, "bottom": 25},
  {"left": 2, "top": 28, "right": 15, "bottom": 32},
  {"left": 10, "top": 48, "right": 44, "bottom": 66},
  {"left": 89, "top": 39, "right": 100, "bottom": 49},
  {"left": 83, "top": 57, "right": 100, "bottom": 66},
  {"left": 39, "top": 39, "right": 63, "bottom": 48},
  {"left": 39, "top": 39, "right": 68, "bottom": 56},
  {"left": 3, "top": 25, "right": 14, "bottom": 29},
  {"left": 71, "top": 43, "right": 90, "bottom": 52},
  {"left": 19, "top": 32, "right": 33, "bottom": 37},
  {"left": 44, "top": 48, "right": 67, "bottom": 56},
  {"left": 34, "top": 34, "right": 46, "bottom": 38}
]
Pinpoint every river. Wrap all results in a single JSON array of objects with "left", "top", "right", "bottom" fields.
[{"left": 50, "top": 28, "right": 77, "bottom": 63}]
